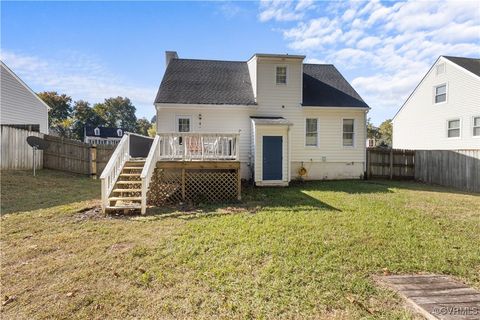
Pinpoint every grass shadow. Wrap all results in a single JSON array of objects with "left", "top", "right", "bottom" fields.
[{"left": 0, "top": 169, "right": 100, "bottom": 215}]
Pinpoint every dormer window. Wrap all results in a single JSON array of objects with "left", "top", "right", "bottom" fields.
[
  {"left": 434, "top": 84, "right": 447, "bottom": 104},
  {"left": 94, "top": 127, "right": 100, "bottom": 136},
  {"left": 276, "top": 66, "right": 287, "bottom": 84},
  {"left": 117, "top": 129, "right": 123, "bottom": 137}
]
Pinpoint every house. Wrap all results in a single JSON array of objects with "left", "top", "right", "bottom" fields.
[
  {"left": 100, "top": 51, "right": 369, "bottom": 213},
  {"left": 393, "top": 56, "right": 480, "bottom": 150},
  {"left": 85, "top": 126, "right": 125, "bottom": 145},
  {"left": 0, "top": 61, "right": 50, "bottom": 133},
  {"left": 155, "top": 51, "right": 369, "bottom": 184}
]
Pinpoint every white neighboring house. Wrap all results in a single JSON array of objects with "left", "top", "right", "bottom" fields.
[
  {"left": 155, "top": 52, "right": 369, "bottom": 184},
  {"left": 0, "top": 61, "right": 50, "bottom": 134},
  {"left": 84, "top": 126, "right": 125, "bottom": 145},
  {"left": 393, "top": 56, "right": 480, "bottom": 150}
]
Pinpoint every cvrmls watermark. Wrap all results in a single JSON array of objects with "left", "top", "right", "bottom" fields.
[{"left": 432, "top": 306, "right": 479, "bottom": 316}]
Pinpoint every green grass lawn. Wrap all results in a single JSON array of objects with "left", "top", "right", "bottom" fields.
[{"left": 1, "top": 169, "right": 479, "bottom": 319}]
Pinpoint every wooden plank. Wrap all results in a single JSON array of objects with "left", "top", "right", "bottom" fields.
[
  {"left": 157, "top": 160, "right": 241, "bottom": 170},
  {"left": 402, "top": 288, "right": 480, "bottom": 298},
  {"left": 411, "top": 294, "right": 480, "bottom": 305}
]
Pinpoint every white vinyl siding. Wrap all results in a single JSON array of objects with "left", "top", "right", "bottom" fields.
[
  {"left": 434, "top": 84, "right": 447, "bottom": 104},
  {"left": 0, "top": 63, "right": 49, "bottom": 133},
  {"left": 343, "top": 119, "right": 355, "bottom": 147},
  {"left": 472, "top": 116, "right": 480, "bottom": 137},
  {"left": 393, "top": 56, "right": 480, "bottom": 150},
  {"left": 305, "top": 118, "right": 318, "bottom": 146},
  {"left": 447, "top": 119, "right": 460, "bottom": 138}
]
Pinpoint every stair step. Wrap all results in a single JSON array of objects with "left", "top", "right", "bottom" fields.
[
  {"left": 123, "top": 167, "right": 143, "bottom": 170},
  {"left": 106, "top": 205, "right": 141, "bottom": 210},
  {"left": 109, "top": 196, "right": 142, "bottom": 201},
  {"left": 116, "top": 181, "right": 141, "bottom": 185},
  {"left": 113, "top": 188, "right": 142, "bottom": 193},
  {"left": 119, "top": 173, "right": 141, "bottom": 177}
]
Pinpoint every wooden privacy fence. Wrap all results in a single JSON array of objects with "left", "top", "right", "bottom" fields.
[
  {"left": 43, "top": 135, "right": 115, "bottom": 176},
  {"left": 366, "top": 148, "right": 415, "bottom": 179},
  {"left": 415, "top": 149, "right": 480, "bottom": 193},
  {"left": 1, "top": 126, "right": 44, "bottom": 170}
]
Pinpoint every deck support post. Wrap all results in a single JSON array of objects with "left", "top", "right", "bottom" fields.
[
  {"left": 181, "top": 168, "right": 186, "bottom": 202},
  {"left": 237, "top": 167, "right": 241, "bottom": 201}
]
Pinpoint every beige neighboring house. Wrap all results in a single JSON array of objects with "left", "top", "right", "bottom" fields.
[
  {"left": 155, "top": 52, "right": 370, "bottom": 184},
  {"left": 1, "top": 61, "right": 50, "bottom": 134},
  {"left": 393, "top": 56, "right": 480, "bottom": 150}
]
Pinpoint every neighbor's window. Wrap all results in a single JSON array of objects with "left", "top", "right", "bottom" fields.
[
  {"left": 305, "top": 118, "right": 318, "bottom": 146},
  {"left": 276, "top": 66, "right": 287, "bottom": 84},
  {"left": 117, "top": 129, "right": 123, "bottom": 137},
  {"left": 177, "top": 116, "right": 191, "bottom": 132},
  {"left": 436, "top": 63, "right": 445, "bottom": 76},
  {"left": 434, "top": 84, "right": 447, "bottom": 103},
  {"left": 447, "top": 119, "right": 460, "bottom": 138},
  {"left": 473, "top": 116, "right": 480, "bottom": 137},
  {"left": 343, "top": 119, "right": 355, "bottom": 147},
  {"left": 94, "top": 127, "right": 100, "bottom": 136}
]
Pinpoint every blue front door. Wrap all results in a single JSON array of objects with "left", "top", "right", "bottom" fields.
[{"left": 262, "top": 136, "right": 283, "bottom": 180}]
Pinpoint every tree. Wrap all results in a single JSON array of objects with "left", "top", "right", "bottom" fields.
[
  {"left": 136, "top": 117, "right": 152, "bottom": 136},
  {"left": 378, "top": 119, "right": 393, "bottom": 147},
  {"left": 71, "top": 100, "right": 105, "bottom": 141},
  {"left": 150, "top": 115, "right": 157, "bottom": 124},
  {"left": 366, "top": 117, "right": 380, "bottom": 140},
  {"left": 38, "top": 91, "right": 73, "bottom": 128},
  {"left": 147, "top": 123, "right": 156, "bottom": 137},
  {"left": 93, "top": 97, "right": 137, "bottom": 132}
]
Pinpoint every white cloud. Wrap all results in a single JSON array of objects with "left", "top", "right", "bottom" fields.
[
  {"left": 258, "top": 0, "right": 480, "bottom": 124},
  {"left": 258, "top": 0, "right": 315, "bottom": 22},
  {"left": 0, "top": 50, "right": 156, "bottom": 117}
]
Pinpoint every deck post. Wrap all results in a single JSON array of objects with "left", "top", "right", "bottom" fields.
[
  {"left": 237, "top": 167, "right": 241, "bottom": 200},
  {"left": 389, "top": 149, "right": 393, "bottom": 180},
  {"left": 181, "top": 168, "right": 186, "bottom": 202}
]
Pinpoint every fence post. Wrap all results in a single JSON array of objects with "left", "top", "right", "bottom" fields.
[
  {"left": 389, "top": 149, "right": 393, "bottom": 180},
  {"left": 90, "top": 145, "right": 97, "bottom": 179}
]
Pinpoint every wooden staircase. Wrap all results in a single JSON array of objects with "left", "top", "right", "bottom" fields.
[{"left": 106, "top": 159, "right": 145, "bottom": 211}]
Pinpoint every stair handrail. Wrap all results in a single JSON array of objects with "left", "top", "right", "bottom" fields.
[
  {"left": 100, "top": 133, "right": 130, "bottom": 212},
  {"left": 140, "top": 134, "right": 161, "bottom": 214}
]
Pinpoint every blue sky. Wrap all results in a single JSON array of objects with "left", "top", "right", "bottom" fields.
[{"left": 2, "top": 1, "right": 479, "bottom": 125}]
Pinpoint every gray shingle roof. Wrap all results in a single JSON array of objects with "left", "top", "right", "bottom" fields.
[
  {"left": 443, "top": 56, "right": 480, "bottom": 77},
  {"left": 302, "top": 64, "right": 369, "bottom": 108},
  {"left": 155, "top": 58, "right": 369, "bottom": 108},
  {"left": 155, "top": 59, "right": 256, "bottom": 105}
]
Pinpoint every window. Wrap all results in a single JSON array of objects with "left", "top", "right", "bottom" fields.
[
  {"left": 434, "top": 84, "right": 447, "bottom": 103},
  {"left": 343, "top": 119, "right": 355, "bottom": 147},
  {"left": 176, "top": 116, "right": 191, "bottom": 132},
  {"left": 117, "top": 129, "right": 123, "bottom": 137},
  {"left": 94, "top": 127, "right": 100, "bottom": 136},
  {"left": 473, "top": 116, "right": 480, "bottom": 137},
  {"left": 276, "top": 66, "right": 287, "bottom": 84},
  {"left": 447, "top": 119, "right": 460, "bottom": 138},
  {"left": 305, "top": 118, "right": 318, "bottom": 146},
  {"left": 436, "top": 63, "right": 445, "bottom": 75}
]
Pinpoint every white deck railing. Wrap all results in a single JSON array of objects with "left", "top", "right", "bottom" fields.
[
  {"left": 158, "top": 132, "right": 240, "bottom": 161},
  {"left": 100, "top": 133, "right": 130, "bottom": 211},
  {"left": 140, "top": 134, "right": 161, "bottom": 214}
]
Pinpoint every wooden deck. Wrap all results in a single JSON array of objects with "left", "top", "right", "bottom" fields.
[{"left": 378, "top": 274, "right": 480, "bottom": 320}]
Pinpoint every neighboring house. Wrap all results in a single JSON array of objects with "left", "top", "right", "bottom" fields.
[
  {"left": 155, "top": 51, "right": 369, "bottom": 184},
  {"left": 393, "top": 56, "right": 480, "bottom": 150},
  {"left": 0, "top": 61, "right": 50, "bottom": 134},
  {"left": 84, "top": 126, "right": 125, "bottom": 145}
]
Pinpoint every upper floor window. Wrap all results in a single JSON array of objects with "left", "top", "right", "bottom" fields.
[
  {"left": 436, "top": 63, "right": 445, "bottom": 76},
  {"left": 117, "top": 129, "right": 123, "bottom": 137},
  {"left": 434, "top": 84, "right": 447, "bottom": 104},
  {"left": 176, "top": 115, "right": 191, "bottom": 132},
  {"left": 94, "top": 127, "right": 100, "bottom": 136},
  {"left": 343, "top": 119, "right": 355, "bottom": 147},
  {"left": 473, "top": 116, "right": 480, "bottom": 137},
  {"left": 447, "top": 119, "right": 460, "bottom": 138},
  {"left": 305, "top": 118, "right": 318, "bottom": 146},
  {"left": 276, "top": 66, "right": 287, "bottom": 84}
]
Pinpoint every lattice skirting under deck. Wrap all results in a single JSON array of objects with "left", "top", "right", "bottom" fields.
[{"left": 147, "top": 168, "right": 239, "bottom": 205}]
